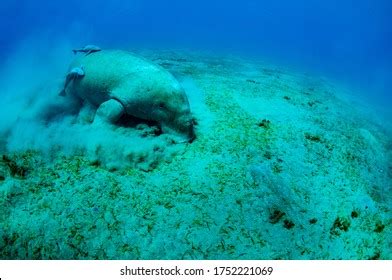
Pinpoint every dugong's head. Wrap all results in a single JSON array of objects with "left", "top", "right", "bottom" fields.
[
  {"left": 133, "top": 78, "right": 195, "bottom": 143},
  {"left": 155, "top": 83, "right": 195, "bottom": 143}
]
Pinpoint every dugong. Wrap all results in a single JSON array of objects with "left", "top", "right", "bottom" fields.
[
  {"left": 59, "top": 66, "right": 85, "bottom": 96},
  {"left": 64, "top": 50, "right": 195, "bottom": 142}
]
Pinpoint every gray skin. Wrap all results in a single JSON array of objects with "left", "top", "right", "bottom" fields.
[
  {"left": 72, "top": 45, "right": 101, "bottom": 55},
  {"left": 59, "top": 66, "right": 85, "bottom": 96},
  {"left": 65, "top": 50, "right": 195, "bottom": 142}
]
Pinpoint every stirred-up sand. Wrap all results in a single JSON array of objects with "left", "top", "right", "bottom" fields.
[{"left": 0, "top": 50, "right": 391, "bottom": 259}]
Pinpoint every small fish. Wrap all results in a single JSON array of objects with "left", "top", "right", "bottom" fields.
[
  {"left": 72, "top": 45, "right": 101, "bottom": 55},
  {"left": 59, "top": 66, "right": 85, "bottom": 96}
]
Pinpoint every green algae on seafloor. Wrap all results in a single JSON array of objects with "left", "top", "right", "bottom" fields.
[{"left": 1, "top": 51, "right": 391, "bottom": 260}]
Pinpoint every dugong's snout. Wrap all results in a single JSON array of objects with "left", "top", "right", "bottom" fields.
[
  {"left": 184, "top": 120, "right": 196, "bottom": 143},
  {"left": 162, "top": 114, "right": 195, "bottom": 143},
  {"left": 188, "top": 124, "right": 196, "bottom": 143},
  {"left": 174, "top": 117, "right": 196, "bottom": 143}
]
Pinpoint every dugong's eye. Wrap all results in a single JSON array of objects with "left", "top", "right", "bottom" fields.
[{"left": 158, "top": 102, "right": 166, "bottom": 109}]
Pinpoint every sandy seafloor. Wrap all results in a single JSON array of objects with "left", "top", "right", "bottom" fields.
[{"left": 0, "top": 50, "right": 391, "bottom": 259}]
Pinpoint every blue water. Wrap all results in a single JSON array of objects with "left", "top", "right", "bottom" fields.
[{"left": 1, "top": 0, "right": 391, "bottom": 107}]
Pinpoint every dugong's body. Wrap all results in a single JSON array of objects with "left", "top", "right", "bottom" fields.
[{"left": 64, "top": 50, "right": 195, "bottom": 142}]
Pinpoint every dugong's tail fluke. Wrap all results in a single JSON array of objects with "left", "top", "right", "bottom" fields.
[{"left": 72, "top": 50, "right": 78, "bottom": 55}]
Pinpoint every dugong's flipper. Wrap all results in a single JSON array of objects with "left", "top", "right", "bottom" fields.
[
  {"left": 59, "top": 75, "right": 72, "bottom": 96},
  {"left": 93, "top": 99, "right": 125, "bottom": 126},
  {"left": 59, "top": 66, "right": 85, "bottom": 97},
  {"left": 59, "top": 89, "right": 66, "bottom": 96}
]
